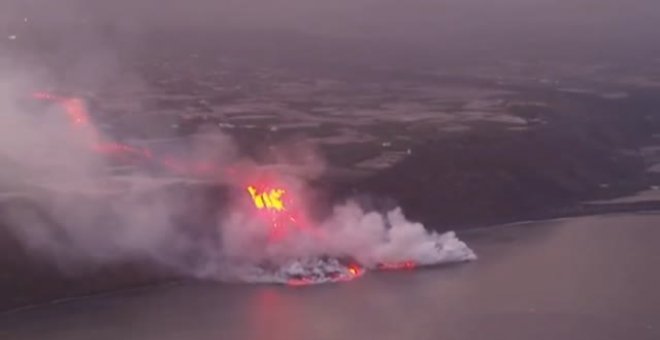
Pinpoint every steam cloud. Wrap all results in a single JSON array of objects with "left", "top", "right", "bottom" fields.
[
  {"left": 221, "top": 201, "right": 475, "bottom": 283},
  {"left": 0, "top": 59, "right": 475, "bottom": 285}
]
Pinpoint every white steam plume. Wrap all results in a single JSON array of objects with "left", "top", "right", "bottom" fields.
[
  {"left": 0, "top": 60, "right": 475, "bottom": 286},
  {"left": 219, "top": 183, "right": 476, "bottom": 283}
]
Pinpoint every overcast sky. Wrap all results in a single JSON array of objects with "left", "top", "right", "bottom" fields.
[{"left": 2, "top": 0, "right": 659, "bottom": 49}]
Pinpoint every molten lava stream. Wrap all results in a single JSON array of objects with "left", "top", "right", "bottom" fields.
[
  {"left": 245, "top": 184, "right": 367, "bottom": 286},
  {"left": 377, "top": 261, "right": 417, "bottom": 271},
  {"left": 286, "top": 263, "right": 364, "bottom": 286},
  {"left": 245, "top": 184, "right": 309, "bottom": 241},
  {"left": 34, "top": 91, "right": 430, "bottom": 285},
  {"left": 32, "top": 91, "right": 229, "bottom": 177}
]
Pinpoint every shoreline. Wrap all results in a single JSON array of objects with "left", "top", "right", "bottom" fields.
[{"left": 2, "top": 204, "right": 660, "bottom": 314}]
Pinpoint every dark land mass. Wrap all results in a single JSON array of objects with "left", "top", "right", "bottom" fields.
[
  {"left": 322, "top": 88, "right": 660, "bottom": 228},
  {"left": 3, "top": 56, "right": 660, "bottom": 311},
  {"left": 4, "top": 87, "right": 660, "bottom": 312}
]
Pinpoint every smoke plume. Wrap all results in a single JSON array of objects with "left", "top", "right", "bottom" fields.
[{"left": 0, "top": 58, "right": 475, "bottom": 285}]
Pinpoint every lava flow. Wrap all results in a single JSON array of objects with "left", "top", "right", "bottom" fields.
[
  {"left": 286, "top": 262, "right": 364, "bottom": 287},
  {"left": 33, "top": 92, "right": 96, "bottom": 133},
  {"left": 30, "top": 91, "right": 468, "bottom": 286},
  {"left": 32, "top": 91, "right": 225, "bottom": 178},
  {"left": 245, "top": 183, "right": 305, "bottom": 240},
  {"left": 377, "top": 261, "right": 417, "bottom": 271},
  {"left": 247, "top": 186, "right": 286, "bottom": 212},
  {"left": 244, "top": 182, "right": 366, "bottom": 285}
]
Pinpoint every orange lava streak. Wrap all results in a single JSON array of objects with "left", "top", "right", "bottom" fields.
[
  {"left": 32, "top": 91, "right": 228, "bottom": 178},
  {"left": 378, "top": 261, "right": 417, "bottom": 270},
  {"left": 33, "top": 92, "right": 93, "bottom": 130},
  {"left": 62, "top": 98, "right": 90, "bottom": 127}
]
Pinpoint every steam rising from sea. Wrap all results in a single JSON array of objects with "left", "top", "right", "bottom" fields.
[{"left": 0, "top": 65, "right": 475, "bottom": 285}]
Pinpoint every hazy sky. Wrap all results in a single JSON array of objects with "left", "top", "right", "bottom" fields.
[{"left": 2, "top": 0, "right": 659, "bottom": 49}]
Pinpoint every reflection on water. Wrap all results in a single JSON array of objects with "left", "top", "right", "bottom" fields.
[
  {"left": 247, "top": 289, "right": 298, "bottom": 340},
  {"left": 1, "top": 213, "right": 660, "bottom": 340}
]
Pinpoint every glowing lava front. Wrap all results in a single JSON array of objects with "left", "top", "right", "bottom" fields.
[
  {"left": 244, "top": 183, "right": 304, "bottom": 241},
  {"left": 378, "top": 261, "right": 417, "bottom": 270},
  {"left": 32, "top": 91, "right": 226, "bottom": 177},
  {"left": 246, "top": 182, "right": 365, "bottom": 286},
  {"left": 247, "top": 186, "right": 286, "bottom": 212},
  {"left": 243, "top": 183, "right": 367, "bottom": 286}
]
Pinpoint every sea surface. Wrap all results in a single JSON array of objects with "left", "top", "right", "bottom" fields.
[{"left": 1, "top": 213, "right": 659, "bottom": 340}]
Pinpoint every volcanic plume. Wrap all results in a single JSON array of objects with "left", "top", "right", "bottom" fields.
[
  {"left": 2, "top": 90, "right": 476, "bottom": 286},
  {"left": 220, "top": 169, "right": 476, "bottom": 284}
]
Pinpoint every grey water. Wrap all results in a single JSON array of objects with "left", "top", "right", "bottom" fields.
[{"left": 1, "top": 213, "right": 659, "bottom": 340}]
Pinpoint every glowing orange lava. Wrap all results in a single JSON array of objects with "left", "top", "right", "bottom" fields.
[
  {"left": 246, "top": 184, "right": 293, "bottom": 239},
  {"left": 33, "top": 92, "right": 93, "bottom": 130},
  {"left": 62, "top": 98, "right": 90, "bottom": 127},
  {"left": 378, "top": 261, "right": 417, "bottom": 270},
  {"left": 286, "top": 263, "right": 364, "bottom": 286},
  {"left": 31, "top": 91, "right": 230, "bottom": 178},
  {"left": 349, "top": 263, "right": 366, "bottom": 278},
  {"left": 33, "top": 91, "right": 426, "bottom": 286},
  {"left": 247, "top": 186, "right": 286, "bottom": 212}
]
